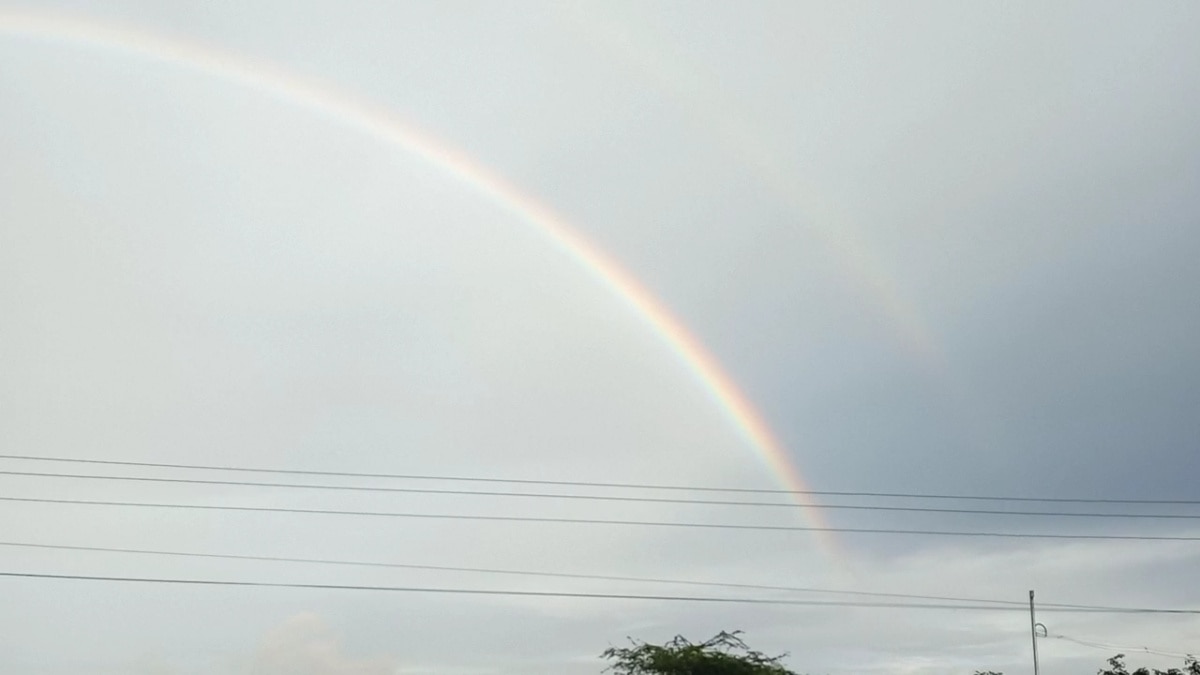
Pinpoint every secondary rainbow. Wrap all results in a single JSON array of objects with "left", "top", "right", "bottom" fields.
[
  {"left": 0, "top": 10, "right": 841, "bottom": 555},
  {"left": 557, "top": 2, "right": 940, "bottom": 365}
]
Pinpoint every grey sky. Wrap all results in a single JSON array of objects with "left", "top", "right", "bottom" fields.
[{"left": 2, "top": 1, "right": 1199, "bottom": 674}]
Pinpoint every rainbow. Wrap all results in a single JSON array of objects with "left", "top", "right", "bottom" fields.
[
  {"left": 1, "top": 10, "right": 845, "bottom": 556},
  {"left": 556, "top": 2, "right": 940, "bottom": 364}
]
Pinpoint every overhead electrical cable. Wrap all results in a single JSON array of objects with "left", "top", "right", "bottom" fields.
[
  {"left": 1050, "top": 633, "right": 1198, "bottom": 659},
  {"left": 2, "top": 470, "right": 1197, "bottom": 519},
  {"left": 2, "top": 453, "right": 1197, "bottom": 505},
  {"left": 0, "top": 539, "right": 1178, "bottom": 613},
  {"left": 4, "top": 496, "right": 1200, "bottom": 541},
  {"left": 0, "top": 539, "right": 1027, "bottom": 606},
  {"left": 2, "top": 539, "right": 1021, "bottom": 604},
  {"left": 3, "top": 571, "right": 1200, "bottom": 614}
]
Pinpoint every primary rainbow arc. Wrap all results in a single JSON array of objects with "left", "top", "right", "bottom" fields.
[{"left": 0, "top": 9, "right": 842, "bottom": 557}]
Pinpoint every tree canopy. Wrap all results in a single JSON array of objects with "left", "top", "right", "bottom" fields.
[
  {"left": 602, "top": 631, "right": 798, "bottom": 675},
  {"left": 601, "top": 631, "right": 1198, "bottom": 675},
  {"left": 1098, "top": 654, "right": 1200, "bottom": 675}
]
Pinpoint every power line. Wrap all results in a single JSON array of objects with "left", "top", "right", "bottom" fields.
[
  {"left": 3, "top": 469, "right": 1197, "bottom": 520},
  {"left": 5, "top": 495, "right": 1200, "bottom": 541},
  {"left": 2, "top": 570, "right": 1198, "bottom": 614},
  {"left": 0, "top": 539, "right": 1025, "bottom": 607},
  {"left": 1050, "top": 634, "right": 1197, "bottom": 659},
  {"left": 3, "top": 453, "right": 1197, "bottom": 505},
  {"left": 0, "top": 571, "right": 1015, "bottom": 609},
  {"left": 0, "top": 539, "right": 1180, "bottom": 614}
]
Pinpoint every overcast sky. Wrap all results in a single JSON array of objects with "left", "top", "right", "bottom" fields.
[{"left": 2, "top": 1, "right": 1199, "bottom": 674}]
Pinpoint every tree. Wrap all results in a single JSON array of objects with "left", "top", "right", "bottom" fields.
[
  {"left": 602, "top": 631, "right": 798, "bottom": 675},
  {"left": 974, "top": 655, "right": 1200, "bottom": 675},
  {"left": 1098, "top": 654, "right": 1200, "bottom": 675}
]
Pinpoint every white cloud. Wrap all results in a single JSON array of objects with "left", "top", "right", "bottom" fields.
[{"left": 250, "top": 614, "right": 395, "bottom": 675}]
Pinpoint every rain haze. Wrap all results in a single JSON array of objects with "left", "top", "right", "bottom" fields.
[{"left": 1, "top": 1, "right": 1198, "bottom": 674}]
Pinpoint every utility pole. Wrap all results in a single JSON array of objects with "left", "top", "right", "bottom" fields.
[{"left": 1030, "top": 590, "right": 1041, "bottom": 675}]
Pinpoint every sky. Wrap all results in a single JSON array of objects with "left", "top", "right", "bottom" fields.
[{"left": 1, "top": 1, "right": 1199, "bottom": 674}]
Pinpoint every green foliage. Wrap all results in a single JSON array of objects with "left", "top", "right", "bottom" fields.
[
  {"left": 974, "top": 654, "right": 1199, "bottom": 675},
  {"left": 1098, "top": 654, "right": 1200, "bottom": 675},
  {"left": 602, "top": 631, "right": 798, "bottom": 675}
]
